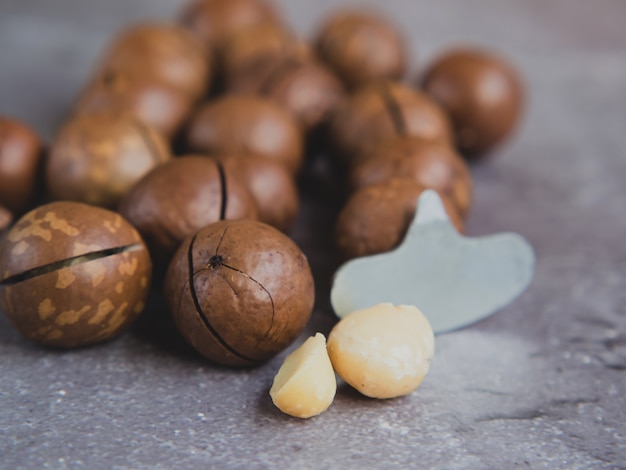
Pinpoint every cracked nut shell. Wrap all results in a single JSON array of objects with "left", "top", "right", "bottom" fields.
[
  {"left": 0, "top": 202, "right": 151, "bottom": 348},
  {"left": 119, "top": 156, "right": 258, "bottom": 264},
  {"left": 164, "top": 219, "right": 315, "bottom": 367},
  {"left": 335, "top": 179, "right": 464, "bottom": 260},
  {"left": 0, "top": 117, "right": 43, "bottom": 215},
  {"left": 46, "top": 112, "right": 170, "bottom": 208},
  {"left": 349, "top": 137, "right": 473, "bottom": 218},
  {"left": 330, "top": 81, "right": 452, "bottom": 163},
  {"left": 422, "top": 48, "right": 523, "bottom": 158},
  {"left": 186, "top": 95, "right": 303, "bottom": 173},
  {"left": 315, "top": 10, "right": 407, "bottom": 89}
]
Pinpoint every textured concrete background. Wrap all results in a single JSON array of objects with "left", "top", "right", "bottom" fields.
[{"left": 1, "top": 0, "right": 625, "bottom": 468}]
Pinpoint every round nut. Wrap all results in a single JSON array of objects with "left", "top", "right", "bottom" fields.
[
  {"left": 315, "top": 10, "right": 407, "bottom": 89},
  {"left": 0, "top": 117, "right": 42, "bottom": 214},
  {"left": 422, "top": 47, "right": 523, "bottom": 158},
  {"left": 335, "top": 179, "right": 464, "bottom": 260},
  {"left": 327, "top": 303, "right": 435, "bottom": 399},
  {"left": 46, "top": 112, "right": 170, "bottom": 208},
  {"left": 270, "top": 332, "right": 337, "bottom": 419},
  {"left": 219, "top": 154, "right": 298, "bottom": 231},
  {"left": 180, "top": 0, "right": 279, "bottom": 51},
  {"left": 164, "top": 219, "right": 315, "bottom": 367},
  {"left": 330, "top": 81, "right": 452, "bottom": 163},
  {"left": 186, "top": 95, "right": 303, "bottom": 173},
  {"left": 349, "top": 137, "right": 473, "bottom": 218},
  {"left": 97, "top": 22, "right": 211, "bottom": 100},
  {"left": 119, "top": 156, "right": 258, "bottom": 264},
  {"left": 0, "top": 202, "right": 151, "bottom": 348}
]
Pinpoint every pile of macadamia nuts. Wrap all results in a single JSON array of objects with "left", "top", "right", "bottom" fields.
[{"left": 0, "top": 0, "right": 523, "bottom": 417}]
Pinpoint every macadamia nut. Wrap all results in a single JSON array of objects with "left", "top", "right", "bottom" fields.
[
  {"left": 270, "top": 333, "right": 336, "bottom": 418},
  {"left": 327, "top": 303, "right": 434, "bottom": 399}
]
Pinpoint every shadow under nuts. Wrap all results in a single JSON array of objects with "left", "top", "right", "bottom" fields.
[
  {"left": 164, "top": 219, "right": 315, "bottom": 367},
  {"left": 0, "top": 202, "right": 152, "bottom": 348}
]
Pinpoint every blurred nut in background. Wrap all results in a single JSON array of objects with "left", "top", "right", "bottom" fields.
[
  {"left": 0, "top": 117, "right": 43, "bottom": 215},
  {"left": 315, "top": 10, "right": 407, "bottom": 89},
  {"left": 219, "top": 153, "right": 299, "bottom": 232},
  {"left": 119, "top": 156, "right": 258, "bottom": 264},
  {"left": 0, "top": 206, "right": 12, "bottom": 233},
  {"left": 186, "top": 95, "right": 304, "bottom": 173},
  {"left": 46, "top": 112, "right": 170, "bottom": 209},
  {"left": 349, "top": 137, "right": 473, "bottom": 218},
  {"left": 0, "top": 202, "right": 151, "bottom": 348},
  {"left": 180, "top": 0, "right": 279, "bottom": 51},
  {"left": 422, "top": 47, "right": 523, "bottom": 158},
  {"left": 97, "top": 22, "right": 211, "bottom": 100},
  {"left": 330, "top": 81, "right": 452, "bottom": 163},
  {"left": 335, "top": 179, "right": 464, "bottom": 260}
]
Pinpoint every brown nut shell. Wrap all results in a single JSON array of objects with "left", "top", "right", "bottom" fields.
[
  {"left": 349, "top": 137, "right": 473, "bottom": 218},
  {"left": 228, "top": 56, "right": 345, "bottom": 132},
  {"left": 181, "top": 0, "right": 279, "bottom": 50},
  {"left": 76, "top": 71, "right": 194, "bottom": 139},
  {"left": 164, "top": 219, "right": 315, "bottom": 367},
  {"left": 335, "top": 179, "right": 464, "bottom": 260},
  {"left": 315, "top": 11, "right": 407, "bottom": 89},
  {"left": 119, "top": 156, "right": 258, "bottom": 264},
  {"left": 0, "top": 206, "right": 12, "bottom": 233},
  {"left": 330, "top": 81, "right": 452, "bottom": 163},
  {"left": 0, "top": 202, "right": 151, "bottom": 348},
  {"left": 97, "top": 22, "right": 210, "bottom": 100},
  {"left": 46, "top": 112, "right": 171, "bottom": 209},
  {"left": 219, "top": 154, "right": 298, "bottom": 231},
  {"left": 221, "top": 23, "right": 311, "bottom": 85},
  {"left": 186, "top": 95, "right": 303, "bottom": 173},
  {"left": 0, "top": 117, "right": 43, "bottom": 214},
  {"left": 422, "top": 48, "right": 523, "bottom": 158}
]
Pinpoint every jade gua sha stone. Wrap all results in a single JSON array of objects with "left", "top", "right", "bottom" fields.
[{"left": 330, "top": 190, "right": 535, "bottom": 333}]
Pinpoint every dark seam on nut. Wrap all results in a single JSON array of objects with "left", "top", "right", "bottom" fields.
[
  {"left": 187, "top": 233, "right": 259, "bottom": 363},
  {"left": 133, "top": 119, "right": 163, "bottom": 164},
  {"left": 379, "top": 82, "right": 407, "bottom": 136},
  {"left": 0, "top": 244, "right": 143, "bottom": 286},
  {"left": 222, "top": 262, "right": 275, "bottom": 338},
  {"left": 216, "top": 161, "right": 228, "bottom": 220},
  {"left": 214, "top": 226, "right": 228, "bottom": 257},
  {"left": 258, "top": 57, "right": 302, "bottom": 95}
]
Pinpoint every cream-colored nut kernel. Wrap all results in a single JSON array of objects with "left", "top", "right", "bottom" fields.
[
  {"left": 270, "top": 333, "right": 337, "bottom": 419},
  {"left": 327, "top": 303, "right": 435, "bottom": 399}
]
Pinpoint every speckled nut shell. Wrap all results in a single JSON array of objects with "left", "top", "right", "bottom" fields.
[
  {"left": 330, "top": 81, "right": 452, "bottom": 163},
  {"left": 219, "top": 154, "right": 298, "bottom": 231},
  {"left": 46, "top": 112, "right": 170, "bottom": 209},
  {"left": 0, "top": 117, "right": 42, "bottom": 215},
  {"left": 227, "top": 56, "right": 345, "bottom": 132},
  {"left": 180, "top": 0, "right": 279, "bottom": 51},
  {"left": 422, "top": 48, "right": 523, "bottom": 158},
  {"left": 349, "top": 137, "right": 473, "bottom": 218},
  {"left": 335, "top": 179, "right": 464, "bottom": 260},
  {"left": 0, "top": 206, "right": 12, "bottom": 234},
  {"left": 119, "top": 156, "right": 258, "bottom": 264},
  {"left": 186, "top": 95, "right": 303, "bottom": 173},
  {"left": 97, "top": 22, "right": 211, "bottom": 100},
  {"left": 0, "top": 202, "right": 151, "bottom": 348},
  {"left": 75, "top": 70, "right": 194, "bottom": 139},
  {"left": 221, "top": 23, "right": 311, "bottom": 85},
  {"left": 315, "top": 11, "right": 407, "bottom": 89},
  {"left": 164, "top": 219, "right": 315, "bottom": 367}
]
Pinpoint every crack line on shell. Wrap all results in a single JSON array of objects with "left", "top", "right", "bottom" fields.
[
  {"left": 216, "top": 161, "right": 228, "bottom": 220},
  {"left": 0, "top": 244, "right": 144, "bottom": 286},
  {"left": 214, "top": 226, "right": 228, "bottom": 257},
  {"left": 132, "top": 119, "right": 163, "bottom": 165},
  {"left": 258, "top": 57, "right": 303, "bottom": 95},
  {"left": 187, "top": 233, "right": 259, "bottom": 363},
  {"left": 222, "top": 262, "right": 275, "bottom": 340},
  {"left": 379, "top": 82, "right": 407, "bottom": 136}
]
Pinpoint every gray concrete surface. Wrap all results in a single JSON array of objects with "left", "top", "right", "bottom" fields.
[{"left": 1, "top": 0, "right": 625, "bottom": 468}]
